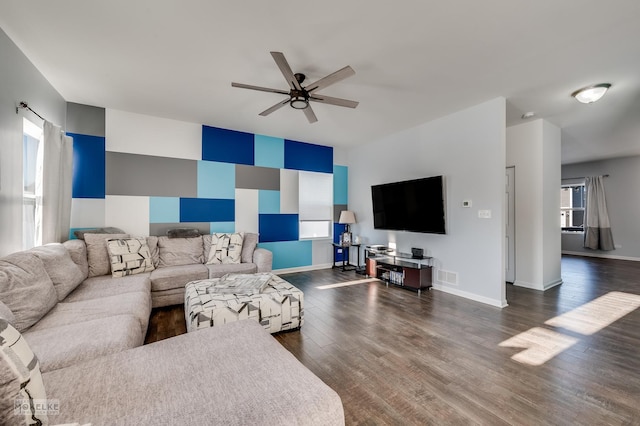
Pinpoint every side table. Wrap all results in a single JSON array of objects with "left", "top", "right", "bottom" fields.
[{"left": 331, "top": 243, "right": 361, "bottom": 271}]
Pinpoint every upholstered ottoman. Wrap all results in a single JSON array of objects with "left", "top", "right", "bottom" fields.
[{"left": 185, "top": 274, "right": 304, "bottom": 333}]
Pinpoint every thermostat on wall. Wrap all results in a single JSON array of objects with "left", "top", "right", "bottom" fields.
[{"left": 462, "top": 200, "right": 472, "bottom": 208}]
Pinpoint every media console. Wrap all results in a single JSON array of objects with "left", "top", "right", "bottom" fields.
[{"left": 364, "top": 246, "right": 433, "bottom": 294}]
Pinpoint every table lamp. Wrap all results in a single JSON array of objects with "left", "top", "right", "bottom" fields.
[{"left": 338, "top": 210, "right": 356, "bottom": 246}]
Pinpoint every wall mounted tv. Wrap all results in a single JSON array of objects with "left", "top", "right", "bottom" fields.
[{"left": 371, "top": 175, "right": 446, "bottom": 234}]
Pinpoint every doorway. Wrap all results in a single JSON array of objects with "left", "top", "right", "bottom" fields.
[{"left": 506, "top": 166, "right": 515, "bottom": 283}]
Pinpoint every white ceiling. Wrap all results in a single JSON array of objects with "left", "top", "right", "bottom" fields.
[{"left": 1, "top": 1, "right": 639, "bottom": 164}]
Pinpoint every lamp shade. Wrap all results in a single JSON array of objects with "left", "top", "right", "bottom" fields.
[{"left": 338, "top": 210, "right": 356, "bottom": 224}]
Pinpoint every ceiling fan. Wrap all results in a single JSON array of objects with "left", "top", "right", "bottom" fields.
[{"left": 232, "top": 51, "right": 358, "bottom": 123}]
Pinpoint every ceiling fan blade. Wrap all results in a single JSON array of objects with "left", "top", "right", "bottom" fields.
[
  {"left": 309, "top": 94, "right": 359, "bottom": 109},
  {"left": 305, "top": 66, "right": 355, "bottom": 93},
  {"left": 271, "top": 51, "right": 302, "bottom": 91},
  {"left": 303, "top": 105, "right": 318, "bottom": 123},
  {"left": 232, "top": 82, "right": 289, "bottom": 95},
  {"left": 259, "top": 98, "right": 290, "bottom": 116}
]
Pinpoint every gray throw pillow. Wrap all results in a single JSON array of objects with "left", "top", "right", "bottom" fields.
[
  {"left": 0, "top": 252, "right": 58, "bottom": 332},
  {"left": 84, "top": 233, "right": 130, "bottom": 277},
  {"left": 29, "top": 243, "right": 85, "bottom": 301},
  {"left": 241, "top": 233, "right": 259, "bottom": 264},
  {"left": 157, "top": 236, "right": 204, "bottom": 267}
]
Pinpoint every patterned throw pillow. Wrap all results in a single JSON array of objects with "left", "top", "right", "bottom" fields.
[
  {"left": 0, "top": 318, "right": 49, "bottom": 426},
  {"left": 106, "top": 238, "right": 155, "bottom": 278},
  {"left": 207, "top": 233, "right": 244, "bottom": 265}
]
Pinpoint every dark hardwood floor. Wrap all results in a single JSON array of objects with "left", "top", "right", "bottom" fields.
[{"left": 145, "top": 256, "right": 640, "bottom": 425}]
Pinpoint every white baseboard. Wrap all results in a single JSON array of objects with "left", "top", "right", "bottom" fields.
[
  {"left": 431, "top": 284, "right": 508, "bottom": 308},
  {"left": 513, "top": 278, "right": 563, "bottom": 291},
  {"left": 544, "top": 278, "right": 563, "bottom": 290},
  {"left": 273, "top": 263, "right": 333, "bottom": 274},
  {"left": 562, "top": 250, "right": 640, "bottom": 262}
]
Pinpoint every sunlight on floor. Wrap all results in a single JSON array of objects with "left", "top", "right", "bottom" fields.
[
  {"left": 545, "top": 291, "right": 640, "bottom": 335},
  {"left": 499, "top": 327, "right": 578, "bottom": 366},
  {"left": 500, "top": 291, "right": 640, "bottom": 366},
  {"left": 316, "top": 278, "right": 378, "bottom": 290}
]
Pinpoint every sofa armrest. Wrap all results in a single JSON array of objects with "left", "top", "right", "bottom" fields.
[{"left": 253, "top": 248, "right": 273, "bottom": 272}]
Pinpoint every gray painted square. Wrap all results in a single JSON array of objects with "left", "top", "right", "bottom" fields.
[
  {"left": 66, "top": 102, "right": 105, "bottom": 136},
  {"left": 236, "top": 165, "right": 280, "bottom": 190},
  {"left": 149, "top": 223, "right": 211, "bottom": 237},
  {"left": 334, "top": 204, "right": 348, "bottom": 222},
  {"left": 107, "top": 152, "right": 197, "bottom": 197}
]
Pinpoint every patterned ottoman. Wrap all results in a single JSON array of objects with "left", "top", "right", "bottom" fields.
[{"left": 185, "top": 273, "right": 304, "bottom": 334}]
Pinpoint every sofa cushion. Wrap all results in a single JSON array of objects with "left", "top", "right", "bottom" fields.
[
  {"left": 64, "top": 274, "right": 151, "bottom": 303},
  {"left": 150, "top": 288, "right": 187, "bottom": 309},
  {"left": 0, "top": 301, "right": 15, "bottom": 325},
  {"left": 146, "top": 236, "right": 160, "bottom": 267},
  {"left": 206, "top": 233, "right": 244, "bottom": 265},
  {"left": 27, "top": 292, "right": 151, "bottom": 338},
  {"left": 157, "top": 236, "right": 204, "bottom": 267},
  {"left": 30, "top": 243, "right": 85, "bottom": 301},
  {"left": 63, "top": 239, "right": 89, "bottom": 279},
  {"left": 0, "top": 318, "right": 49, "bottom": 426},
  {"left": 41, "top": 320, "right": 345, "bottom": 425},
  {"left": 0, "top": 252, "right": 58, "bottom": 332},
  {"left": 241, "top": 233, "right": 259, "bottom": 263},
  {"left": 150, "top": 264, "right": 209, "bottom": 292},
  {"left": 85, "top": 233, "right": 130, "bottom": 277},
  {"left": 23, "top": 315, "right": 144, "bottom": 373},
  {"left": 73, "top": 226, "right": 126, "bottom": 240},
  {"left": 107, "top": 237, "right": 155, "bottom": 277},
  {"left": 206, "top": 263, "right": 257, "bottom": 279}
]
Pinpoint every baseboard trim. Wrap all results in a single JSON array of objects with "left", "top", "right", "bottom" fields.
[
  {"left": 432, "top": 284, "right": 508, "bottom": 308},
  {"left": 544, "top": 278, "right": 563, "bottom": 290},
  {"left": 273, "top": 263, "right": 333, "bottom": 274},
  {"left": 562, "top": 251, "right": 640, "bottom": 262},
  {"left": 513, "top": 278, "right": 563, "bottom": 291}
]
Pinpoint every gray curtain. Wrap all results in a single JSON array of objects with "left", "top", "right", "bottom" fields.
[
  {"left": 583, "top": 176, "right": 615, "bottom": 250},
  {"left": 34, "top": 121, "right": 73, "bottom": 245}
]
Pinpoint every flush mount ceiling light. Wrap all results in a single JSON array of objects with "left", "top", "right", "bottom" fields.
[{"left": 571, "top": 83, "right": 611, "bottom": 104}]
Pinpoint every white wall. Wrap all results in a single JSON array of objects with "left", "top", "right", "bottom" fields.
[
  {"left": 0, "top": 28, "right": 66, "bottom": 256},
  {"left": 348, "top": 98, "right": 507, "bottom": 307},
  {"left": 506, "top": 119, "right": 562, "bottom": 290},
  {"left": 562, "top": 155, "right": 640, "bottom": 261}
]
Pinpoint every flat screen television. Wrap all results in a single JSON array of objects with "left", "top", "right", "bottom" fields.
[{"left": 371, "top": 175, "right": 446, "bottom": 234}]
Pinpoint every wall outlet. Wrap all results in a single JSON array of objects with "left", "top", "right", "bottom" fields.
[{"left": 478, "top": 209, "right": 492, "bottom": 219}]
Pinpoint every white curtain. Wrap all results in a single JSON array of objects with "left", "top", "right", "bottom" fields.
[
  {"left": 583, "top": 176, "right": 615, "bottom": 250},
  {"left": 34, "top": 121, "right": 73, "bottom": 245}
]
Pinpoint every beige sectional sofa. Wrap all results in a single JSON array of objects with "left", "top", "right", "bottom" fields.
[{"left": 0, "top": 235, "right": 345, "bottom": 425}]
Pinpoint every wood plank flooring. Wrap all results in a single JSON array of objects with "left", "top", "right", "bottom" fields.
[{"left": 145, "top": 256, "right": 640, "bottom": 425}]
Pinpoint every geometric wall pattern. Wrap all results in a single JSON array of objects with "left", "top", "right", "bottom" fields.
[{"left": 67, "top": 105, "right": 348, "bottom": 270}]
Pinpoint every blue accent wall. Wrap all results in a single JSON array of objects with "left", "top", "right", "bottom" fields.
[
  {"left": 70, "top": 133, "right": 105, "bottom": 198},
  {"left": 149, "top": 197, "right": 180, "bottom": 223},
  {"left": 333, "top": 165, "right": 348, "bottom": 204},
  {"left": 258, "top": 241, "right": 313, "bottom": 270},
  {"left": 180, "top": 198, "right": 235, "bottom": 222},
  {"left": 284, "top": 139, "right": 333, "bottom": 173},
  {"left": 254, "top": 134, "right": 284, "bottom": 169},
  {"left": 202, "top": 125, "right": 254, "bottom": 165},
  {"left": 197, "top": 160, "right": 235, "bottom": 199},
  {"left": 259, "top": 214, "right": 299, "bottom": 242}
]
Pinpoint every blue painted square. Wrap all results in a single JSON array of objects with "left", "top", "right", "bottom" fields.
[
  {"left": 333, "top": 223, "right": 347, "bottom": 262},
  {"left": 180, "top": 198, "right": 235, "bottom": 222},
  {"left": 254, "top": 134, "right": 284, "bottom": 169},
  {"left": 259, "top": 190, "right": 280, "bottom": 214},
  {"left": 209, "top": 222, "right": 236, "bottom": 233},
  {"left": 150, "top": 197, "right": 180, "bottom": 223},
  {"left": 69, "top": 133, "right": 105, "bottom": 198},
  {"left": 202, "top": 125, "right": 254, "bottom": 165},
  {"left": 258, "top": 241, "right": 312, "bottom": 270},
  {"left": 259, "top": 214, "right": 299, "bottom": 242},
  {"left": 333, "top": 165, "right": 348, "bottom": 205},
  {"left": 197, "top": 161, "right": 235, "bottom": 198},
  {"left": 284, "top": 139, "right": 333, "bottom": 173}
]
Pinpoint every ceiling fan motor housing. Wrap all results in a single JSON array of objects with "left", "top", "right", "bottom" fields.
[{"left": 290, "top": 88, "right": 309, "bottom": 109}]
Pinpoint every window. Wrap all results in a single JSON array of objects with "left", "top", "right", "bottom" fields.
[
  {"left": 561, "top": 183, "right": 585, "bottom": 232},
  {"left": 23, "top": 118, "right": 43, "bottom": 249},
  {"left": 298, "top": 171, "right": 333, "bottom": 239}
]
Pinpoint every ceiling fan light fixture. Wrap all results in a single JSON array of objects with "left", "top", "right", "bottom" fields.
[
  {"left": 571, "top": 83, "right": 611, "bottom": 104},
  {"left": 290, "top": 96, "right": 309, "bottom": 109}
]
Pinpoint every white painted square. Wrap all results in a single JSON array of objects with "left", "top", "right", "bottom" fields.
[
  {"left": 71, "top": 198, "right": 105, "bottom": 228},
  {"left": 105, "top": 195, "right": 150, "bottom": 236},
  {"left": 235, "top": 189, "right": 259, "bottom": 233},
  {"left": 280, "top": 169, "right": 299, "bottom": 214}
]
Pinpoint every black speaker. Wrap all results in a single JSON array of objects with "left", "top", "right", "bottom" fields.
[{"left": 411, "top": 248, "right": 424, "bottom": 259}]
